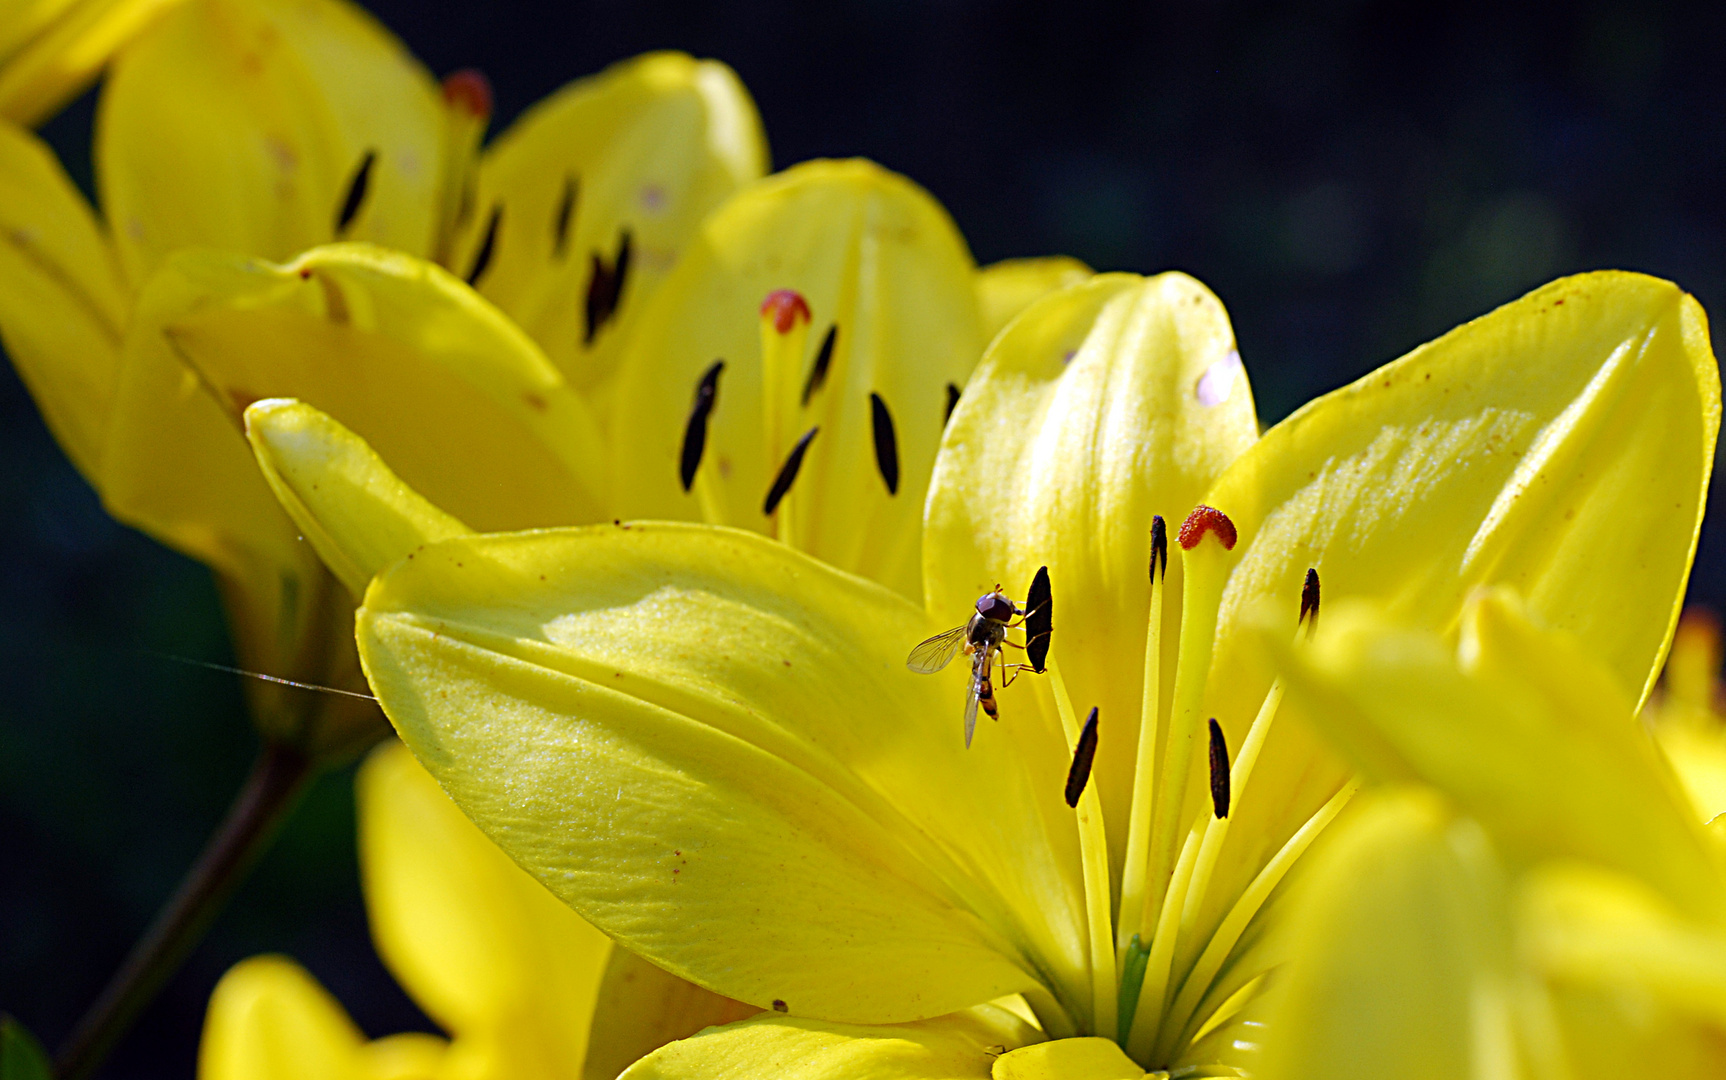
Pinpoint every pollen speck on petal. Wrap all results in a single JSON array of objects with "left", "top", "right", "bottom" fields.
[{"left": 1195, "top": 348, "right": 1242, "bottom": 406}]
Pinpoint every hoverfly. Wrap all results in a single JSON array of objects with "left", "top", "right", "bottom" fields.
[{"left": 906, "top": 567, "right": 1051, "bottom": 747}]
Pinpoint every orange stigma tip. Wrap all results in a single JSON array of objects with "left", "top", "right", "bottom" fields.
[
  {"left": 442, "top": 69, "right": 493, "bottom": 117},
  {"left": 760, "top": 289, "right": 812, "bottom": 333},
  {"left": 1177, "top": 505, "right": 1237, "bottom": 551}
]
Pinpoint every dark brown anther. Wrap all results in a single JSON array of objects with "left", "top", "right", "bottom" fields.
[
  {"left": 552, "top": 175, "right": 577, "bottom": 257},
  {"left": 584, "top": 229, "right": 632, "bottom": 344},
  {"left": 1177, "top": 505, "right": 1237, "bottom": 551},
  {"left": 1299, "top": 568, "right": 1321, "bottom": 634},
  {"left": 679, "top": 360, "right": 724, "bottom": 491},
  {"left": 1149, "top": 515, "right": 1168, "bottom": 582},
  {"left": 1024, "top": 565, "right": 1052, "bottom": 674},
  {"left": 1065, "top": 707, "right": 1099, "bottom": 808},
  {"left": 465, "top": 203, "right": 502, "bottom": 286},
  {"left": 763, "top": 426, "right": 820, "bottom": 515},
  {"left": 334, "top": 149, "right": 376, "bottom": 235},
  {"left": 869, "top": 392, "right": 900, "bottom": 495},
  {"left": 1208, "top": 718, "right": 1231, "bottom": 819},
  {"left": 801, "top": 324, "right": 837, "bottom": 405},
  {"left": 944, "top": 382, "right": 962, "bottom": 424}
]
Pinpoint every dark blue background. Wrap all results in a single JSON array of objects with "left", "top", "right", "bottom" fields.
[{"left": 5, "top": 1, "right": 1725, "bottom": 1075}]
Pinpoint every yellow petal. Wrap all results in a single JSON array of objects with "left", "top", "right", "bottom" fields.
[
  {"left": 1270, "top": 589, "right": 1726, "bottom": 922},
  {"left": 974, "top": 256, "right": 1092, "bottom": 344},
  {"left": 1663, "top": 609, "right": 1722, "bottom": 715},
  {"left": 357, "top": 523, "right": 1085, "bottom": 1024},
  {"left": 1258, "top": 790, "right": 1519, "bottom": 1080},
  {"left": 199, "top": 955, "right": 366, "bottom": 1080},
  {"left": 1520, "top": 862, "right": 1726, "bottom": 1036},
  {"left": 582, "top": 948, "right": 759, "bottom": 1080},
  {"left": 0, "top": 120, "right": 128, "bottom": 479},
  {"left": 97, "top": 0, "right": 445, "bottom": 284},
  {"left": 1209, "top": 269, "right": 1718, "bottom": 751},
  {"left": 452, "top": 51, "right": 766, "bottom": 391},
  {"left": 245, "top": 399, "right": 470, "bottom": 599},
  {"left": 990, "top": 1037, "right": 1143, "bottom": 1080},
  {"left": 619, "top": 1008, "right": 1040, "bottom": 1080},
  {"left": 354, "top": 1034, "right": 446, "bottom": 1080},
  {"left": 1657, "top": 723, "right": 1726, "bottom": 824},
  {"left": 1194, "top": 271, "right": 1720, "bottom": 955},
  {"left": 359, "top": 740, "right": 612, "bottom": 1070},
  {"left": 145, "top": 243, "right": 605, "bottom": 530},
  {"left": 924, "top": 272, "right": 1258, "bottom": 870},
  {"left": 0, "top": 0, "right": 185, "bottom": 126},
  {"left": 610, "top": 159, "right": 985, "bottom": 600}
]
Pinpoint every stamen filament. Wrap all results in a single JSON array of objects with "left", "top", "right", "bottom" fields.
[
  {"left": 1116, "top": 934, "right": 1150, "bottom": 1040},
  {"left": 1175, "top": 680, "right": 1284, "bottom": 949},
  {"left": 1021, "top": 983, "right": 1080, "bottom": 1041},
  {"left": 692, "top": 463, "right": 727, "bottom": 527},
  {"left": 1156, "top": 782, "right": 1358, "bottom": 1063},
  {"left": 1118, "top": 517, "right": 1168, "bottom": 958},
  {"left": 1126, "top": 821, "right": 1204, "bottom": 1063},
  {"left": 1046, "top": 658, "right": 1117, "bottom": 1040}
]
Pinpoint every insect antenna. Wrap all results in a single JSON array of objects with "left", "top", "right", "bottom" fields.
[{"left": 142, "top": 650, "right": 378, "bottom": 701}]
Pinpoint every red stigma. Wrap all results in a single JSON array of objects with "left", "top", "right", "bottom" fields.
[
  {"left": 1177, "top": 505, "right": 1237, "bottom": 551},
  {"left": 442, "top": 69, "right": 493, "bottom": 118},
  {"left": 760, "top": 289, "right": 811, "bottom": 333}
]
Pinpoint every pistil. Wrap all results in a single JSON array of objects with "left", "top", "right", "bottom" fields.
[
  {"left": 758, "top": 290, "right": 812, "bottom": 544},
  {"left": 1141, "top": 508, "right": 1236, "bottom": 952}
]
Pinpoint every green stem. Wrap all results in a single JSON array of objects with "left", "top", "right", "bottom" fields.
[{"left": 53, "top": 740, "right": 314, "bottom": 1080}]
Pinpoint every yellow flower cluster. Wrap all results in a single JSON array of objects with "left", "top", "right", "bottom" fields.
[{"left": 4, "top": 2, "right": 1724, "bottom": 1079}]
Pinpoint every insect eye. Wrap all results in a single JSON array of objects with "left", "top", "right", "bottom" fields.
[{"left": 977, "top": 594, "right": 1013, "bottom": 621}]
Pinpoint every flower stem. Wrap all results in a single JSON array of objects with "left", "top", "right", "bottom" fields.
[{"left": 53, "top": 740, "right": 314, "bottom": 1080}]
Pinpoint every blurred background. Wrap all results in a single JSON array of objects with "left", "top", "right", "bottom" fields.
[{"left": 5, "top": 0, "right": 1725, "bottom": 1075}]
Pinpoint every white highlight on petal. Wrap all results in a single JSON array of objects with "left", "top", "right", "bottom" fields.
[{"left": 1196, "top": 349, "right": 1242, "bottom": 407}]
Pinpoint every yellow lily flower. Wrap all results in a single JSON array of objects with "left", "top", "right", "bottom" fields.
[
  {"left": 199, "top": 740, "right": 755, "bottom": 1080},
  {"left": 0, "top": 0, "right": 765, "bottom": 749},
  {"left": 247, "top": 267, "right": 1717, "bottom": 1077},
  {"left": 441, "top": 51, "right": 766, "bottom": 395},
  {"left": 0, "top": 0, "right": 183, "bottom": 125},
  {"left": 1258, "top": 588, "right": 1726, "bottom": 1079},
  {"left": 155, "top": 157, "right": 1029, "bottom": 614}
]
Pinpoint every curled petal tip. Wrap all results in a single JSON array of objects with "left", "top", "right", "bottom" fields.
[
  {"left": 442, "top": 69, "right": 493, "bottom": 118},
  {"left": 1178, "top": 505, "right": 1237, "bottom": 551},
  {"left": 760, "top": 289, "right": 811, "bottom": 333}
]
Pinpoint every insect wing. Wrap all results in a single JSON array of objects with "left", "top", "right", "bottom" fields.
[
  {"left": 907, "top": 624, "right": 968, "bottom": 673},
  {"left": 963, "top": 645, "right": 993, "bottom": 748},
  {"left": 964, "top": 682, "right": 980, "bottom": 748}
]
